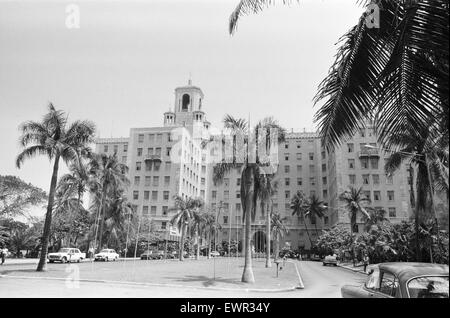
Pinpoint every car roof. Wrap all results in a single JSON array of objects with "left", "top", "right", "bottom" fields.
[{"left": 376, "top": 262, "right": 449, "bottom": 282}]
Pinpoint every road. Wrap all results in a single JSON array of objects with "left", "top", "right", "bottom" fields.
[{"left": 0, "top": 260, "right": 366, "bottom": 297}]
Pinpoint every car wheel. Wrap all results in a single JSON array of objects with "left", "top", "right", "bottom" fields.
[
  {"left": 323, "top": 263, "right": 326, "bottom": 266},
  {"left": 105, "top": 257, "right": 108, "bottom": 262},
  {"left": 49, "top": 260, "right": 54, "bottom": 263},
  {"left": 62, "top": 257, "right": 67, "bottom": 263},
  {"left": 77, "top": 258, "right": 81, "bottom": 263}
]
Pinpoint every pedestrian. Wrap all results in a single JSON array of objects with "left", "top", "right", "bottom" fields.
[
  {"left": 363, "top": 253, "right": 370, "bottom": 273},
  {"left": 1, "top": 245, "right": 8, "bottom": 265}
]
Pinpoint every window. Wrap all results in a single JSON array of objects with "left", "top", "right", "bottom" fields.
[
  {"left": 133, "top": 191, "right": 139, "bottom": 200},
  {"left": 297, "top": 165, "right": 302, "bottom": 173},
  {"left": 386, "top": 174, "right": 394, "bottom": 185},
  {"left": 285, "top": 191, "right": 290, "bottom": 199},
  {"left": 348, "top": 159, "right": 355, "bottom": 169},
  {"left": 145, "top": 161, "right": 152, "bottom": 171},
  {"left": 162, "top": 206, "right": 168, "bottom": 216},
  {"left": 163, "top": 191, "right": 169, "bottom": 201},
  {"left": 134, "top": 176, "right": 140, "bottom": 186},
  {"left": 310, "top": 177, "right": 316, "bottom": 186},
  {"left": 322, "top": 177, "right": 327, "bottom": 185},
  {"left": 201, "top": 177, "right": 205, "bottom": 185},
  {"left": 164, "top": 176, "right": 170, "bottom": 186},
  {"left": 236, "top": 203, "right": 241, "bottom": 212},
  {"left": 147, "top": 148, "right": 154, "bottom": 156},
  {"left": 407, "top": 276, "right": 449, "bottom": 298},
  {"left": 138, "top": 134, "right": 144, "bottom": 143},
  {"left": 142, "top": 206, "right": 149, "bottom": 215},
  {"left": 148, "top": 134, "right": 155, "bottom": 142},
  {"left": 363, "top": 191, "right": 371, "bottom": 201},
  {"left": 137, "top": 148, "right": 143, "bottom": 156},
  {"left": 154, "top": 161, "right": 161, "bottom": 171},
  {"left": 361, "top": 158, "right": 369, "bottom": 169},
  {"left": 144, "top": 176, "right": 151, "bottom": 187},
  {"left": 224, "top": 178, "right": 229, "bottom": 187},
  {"left": 212, "top": 190, "right": 217, "bottom": 199},
  {"left": 347, "top": 143, "right": 354, "bottom": 153},
  {"left": 104, "top": 145, "right": 108, "bottom": 152},
  {"left": 359, "top": 128, "right": 365, "bottom": 137},
  {"left": 236, "top": 191, "right": 240, "bottom": 199},
  {"left": 284, "top": 165, "right": 290, "bottom": 173},
  {"left": 224, "top": 190, "right": 229, "bottom": 200},
  {"left": 156, "top": 134, "right": 163, "bottom": 143},
  {"left": 223, "top": 216, "right": 228, "bottom": 224},
  {"left": 297, "top": 178, "right": 303, "bottom": 186},
  {"left": 166, "top": 147, "right": 171, "bottom": 157},
  {"left": 285, "top": 153, "right": 290, "bottom": 161},
  {"left": 136, "top": 162, "right": 142, "bottom": 171},
  {"left": 373, "top": 174, "right": 380, "bottom": 185},
  {"left": 370, "top": 158, "right": 379, "bottom": 169},
  {"left": 309, "top": 153, "right": 314, "bottom": 160},
  {"left": 321, "top": 151, "right": 326, "bottom": 160},
  {"left": 309, "top": 165, "right": 315, "bottom": 174},
  {"left": 363, "top": 174, "right": 370, "bottom": 185},
  {"left": 153, "top": 176, "right": 159, "bottom": 186},
  {"left": 236, "top": 178, "right": 241, "bottom": 186},
  {"left": 150, "top": 206, "right": 157, "bottom": 216},
  {"left": 374, "top": 191, "right": 381, "bottom": 201},
  {"left": 201, "top": 165, "right": 206, "bottom": 174},
  {"left": 349, "top": 174, "right": 356, "bottom": 185},
  {"left": 387, "top": 191, "right": 395, "bottom": 201},
  {"left": 113, "top": 145, "right": 118, "bottom": 153},
  {"left": 322, "top": 164, "right": 326, "bottom": 173},
  {"left": 284, "top": 143, "right": 289, "bottom": 149},
  {"left": 161, "top": 222, "right": 167, "bottom": 230},
  {"left": 388, "top": 207, "right": 396, "bottom": 218},
  {"left": 155, "top": 147, "right": 162, "bottom": 156},
  {"left": 123, "top": 144, "right": 128, "bottom": 153},
  {"left": 379, "top": 272, "right": 399, "bottom": 297},
  {"left": 285, "top": 178, "right": 290, "bottom": 186},
  {"left": 296, "top": 141, "right": 301, "bottom": 149},
  {"left": 296, "top": 153, "right": 302, "bottom": 160},
  {"left": 324, "top": 216, "right": 329, "bottom": 225},
  {"left": 144, "top": 191, "right": 150, "bottom": 200},
  {"left": 122, "top": 156, "right": 127, "bottom": 163},
  {"left": 151, "top": 191, "right": 158, "bottom": 200}
]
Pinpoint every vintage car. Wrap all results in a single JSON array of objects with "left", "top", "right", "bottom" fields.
[
  {"left": 94, "top": 249, "right": 119, "bottom": 261},
  {"left": 323, "top": 254, "right": 338, "bottom": 266},
  {"left": 48, "top": 248, "right": 86, "bottom": 263},
  {"left": 341, "top": 262, "right": 449, "bottom": 298}
]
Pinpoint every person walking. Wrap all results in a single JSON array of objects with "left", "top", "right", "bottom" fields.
[
  {"left": 363, "top": 253, "right": 370, "bottom": 273},
  {"left": 1, "top": 245, "right": 8, "bottom": 265}
]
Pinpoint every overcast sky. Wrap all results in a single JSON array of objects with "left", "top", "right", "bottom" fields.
[{"left": 0, "top": 0, "right": 363, "bottom": 217}]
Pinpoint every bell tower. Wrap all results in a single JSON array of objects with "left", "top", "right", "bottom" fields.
[{"left": 173, "top": 79, "right": 205, "bottom": 127}]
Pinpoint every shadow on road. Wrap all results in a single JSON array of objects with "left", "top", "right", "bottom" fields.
[{"left": 166, "top": 275, "right": 244, "bottom": 287}]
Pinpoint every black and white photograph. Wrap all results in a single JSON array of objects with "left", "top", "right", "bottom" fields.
[{"left": 0, "top": 0, "right": 448, "bottom": 305}]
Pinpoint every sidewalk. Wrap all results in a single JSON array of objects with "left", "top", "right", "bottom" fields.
[{"left": 337, "top": 262, "right": 369, "bottom": 275}]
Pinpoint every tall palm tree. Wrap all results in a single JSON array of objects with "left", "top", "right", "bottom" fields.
[
  {"left": 290, "top": 191, "right": 313, "bottom": 248},
  {"left": 228, "top": 1, "right": 448, "bottom": 154},
  {"left": 303, "top": 194, "right": 327, "bottom": 236},
  {"left": 104, "top": 193, "right": 133, "bottom": 250},
  {"left": 190, "top": 209, "right": 206, "bottom": 260},
  {"left": 169, "top": 195, "right": 203, "bottom": 261},
  {"left": 203, "top": 212, "right": 220, "bottom": 259},
  {"left": 339, "top": 186, "right": 371, "bottom": 265},
  {"left": 88, "top": 153, "right": 129, "bottom": 252},
  {"left": 362, "top": 208, "right": 389, "bottom": 231},
  {"left": 258, "top": 174, "right": 278, "bottom": 268},
  {"left": 271, "top": 212, "right": 289, "bottom": 260},
  {"left": 213, "top": 115, "right": 285, "bottom": 283},
  {"left": 16, "top": 103, "right": 95, "bottom": 271}
]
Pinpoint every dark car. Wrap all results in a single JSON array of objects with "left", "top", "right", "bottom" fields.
[{"left": 341, "top": 262, "right": 449, "bottom": 298}]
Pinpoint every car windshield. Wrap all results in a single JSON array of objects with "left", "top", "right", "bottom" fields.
[
  {"left": 100, "top": 249, "right": 110, "bottom": 253},
  {"left": 59, "top": 248, "right": 71, "bottom": 253},
  {"left": 408, "top": 276, "right": 449, "bottom": 298}
]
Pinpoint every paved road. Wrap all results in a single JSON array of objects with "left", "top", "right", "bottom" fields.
[{"left": 0, "top": 261, "right": 365, "bottom": 297}]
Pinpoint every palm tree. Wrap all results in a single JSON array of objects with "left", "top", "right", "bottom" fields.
[
  {"left": 339, "top": 186, "right": 371, "bottom": 266},
  {"left": 362, "top": 208, "right": 389, "bottom": 231},
  {"left": 271, "top": 212, "right": 289, "bottom": 260},
  {"left": 169, "top": 195, "right": 203, "bottom": 261},
  {"left": 258, "top": 174, "right": 278, "bottom": 268},
  {"left": 104, "top": 193, "right": 133, "bottom": 250},
  {"left": 203, "top": 212, "right": 219, "bottom": 259},
  {"left": 303, "top": 194, "right": 327, "bottom": 236},
  {"left": 228, "top": 1, "right": 448, "bottom": 155},
  {"left": 88, "top": 153, "right": 129, "bottom": 252},
  {"left": 190, "top": 209, "right": 206, "bottom": 260},
  {"left": 213, "top": 115, "right": 285, "bottom": 283},
  {"left": 290, "top": 191, "right": 313, "bottom": 248},
  {"left": 16, "top": 103, "right": 95, "bottom": 271}
]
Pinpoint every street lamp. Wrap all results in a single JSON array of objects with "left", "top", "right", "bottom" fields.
[{"left": 364, "top": 144, "right": 439, "bottom": 262}]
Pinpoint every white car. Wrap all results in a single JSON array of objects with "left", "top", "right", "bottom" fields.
[
  {"left": 210, "top": 251, "right": 221, "bottom": 257},
  {"left": 94, "top": 249, "right": 119, "bottom": 261},
  {"left": 48, "top": 248, "right": 86, "bottom": 263},
  {"left": 323, "top": 254, "right": 338, "bottom": 266}
]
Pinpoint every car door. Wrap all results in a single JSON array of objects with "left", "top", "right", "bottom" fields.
[{"left": 371, "top": 271, "right": 400, "bottom": 298}]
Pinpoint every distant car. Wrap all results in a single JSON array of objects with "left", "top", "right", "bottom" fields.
[
  {"left": 210, "top": 251, "right": 220, "bottom": 257},
  {"left": 48, "top": 248, "right": 85, "bottom": 263},
  {"left": 94, "top": 249, "right": 119, "bottom": 262},
  {"left": 310, "top": 254, "right": 322, "bottom": 261},
  {"left": 323, "top": 254, "right": 338, "bottom": 266},
  {"left": 341, "top": 262, "right": 449, "bottom": 298},
  {"left": 140, "top": 250, "right": 153, "bottom": 260}
]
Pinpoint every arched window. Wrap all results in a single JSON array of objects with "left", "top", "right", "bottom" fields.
[{"left": 181, "top": 94, "right": 190, "bottom": 111}]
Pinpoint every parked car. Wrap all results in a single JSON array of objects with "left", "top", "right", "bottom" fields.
[
  {"left": 310, "top": 254, "right": 322, "bottom": 261},
  {"left": 210, "top": 251, "right": 220, "bottom": 257},
  {"left": 341, "top": 262, "right": 449, "bottom": 298},
  {"left": 48, "top": 248, "right": 86, "bottom": 263},
  {"left": 323, "top": 254, "right": 338, "bottom": 266},
  {"left": 140, "top": 250, "right": 153, "bottom": 260},
  {"left": 94, "top": 249, "right": 119, "bottom": 261}
]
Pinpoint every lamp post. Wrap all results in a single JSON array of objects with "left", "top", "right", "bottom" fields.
[{"left": 365, "top": 145, "right": 439, "bottom": 262}]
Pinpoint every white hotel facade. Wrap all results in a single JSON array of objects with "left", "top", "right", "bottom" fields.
[{"left": 95, "top": 81, "right": 414, "bottom": 251}]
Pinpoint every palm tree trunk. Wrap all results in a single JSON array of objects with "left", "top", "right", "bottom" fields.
[
  {"left": 207, "top": 230, "right": 211, "bottom": 259},
  {"left": 36, "top": 154, "right": 60, "bottom": 271},
  {"left": 195, "top": 225, "right": 200, "bottom": 260},
  {"left": 304, "top": 221, "right": 313, "bottom": 249},
  {"left": 241, "top": 204, "right": 255, "bottom": 283},
  {"left": 265, "top": 204, "right": 271, "bottom": 268},
  {"left": 97, "top": 188, "right": 107, "bottom": 252},
  {"left": 273, "top": 233, "right": 279, "bottom": 260},
  {"left": 179, "top": 223, "right": 186, "bottom": 261}
]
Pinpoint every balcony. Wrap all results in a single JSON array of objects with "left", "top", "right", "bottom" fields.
[
  {"left": 144, "top": 154, "right": 162, "bottom": 162},
  {"left": 358, "top": 148, "right": 380, "bottom": 158}
]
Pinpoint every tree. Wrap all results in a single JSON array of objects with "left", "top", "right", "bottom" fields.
[
  {"left": 339, "top": 186, "right": 371, "bottom": 265},
  {"left": 0, "top": 175, "right": 47, "bottom": 218},
  {"left": 190, "top": 209, "right": 206, "bottom": 260},
  {"left": 169, "top": 195, "right": 203, "bottom": 261},
  {"left": 362, "top": 208, "right": 389, "bottom": 232},
  {"left": 303, "top": 194, "right": 327, "bottom": 236},
  {"left": 88, "top": 152, "right": 129, "bottom": 252},
  {"left": 258, "top": 174, "right": 277, "bottom": 268},
  {"left": 16, "top": 103, "right": 95, "bottom": 271},
  {"left": 290, "top": 191, "right": 313, "bottom": 248},
  {"left": 213, "top": 115, "right": 285, "bottom": 283},
  {"left": 270, "top": 212, "right": 289, "bottom": 260}
]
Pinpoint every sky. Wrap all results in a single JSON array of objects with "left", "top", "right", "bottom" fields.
[{"left": 0, "top": 0, "right": 363, "bottom": 218}]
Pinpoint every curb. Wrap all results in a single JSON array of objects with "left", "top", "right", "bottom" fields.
[
  {"left": 337, "top": 264, "right": 368, "bottom": 275},
  {"left": 0, "top": 274, "right": 299, "bottom": 293},
  {"left": 288, "top": 260, "right": 304, "bottom": 289}
]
